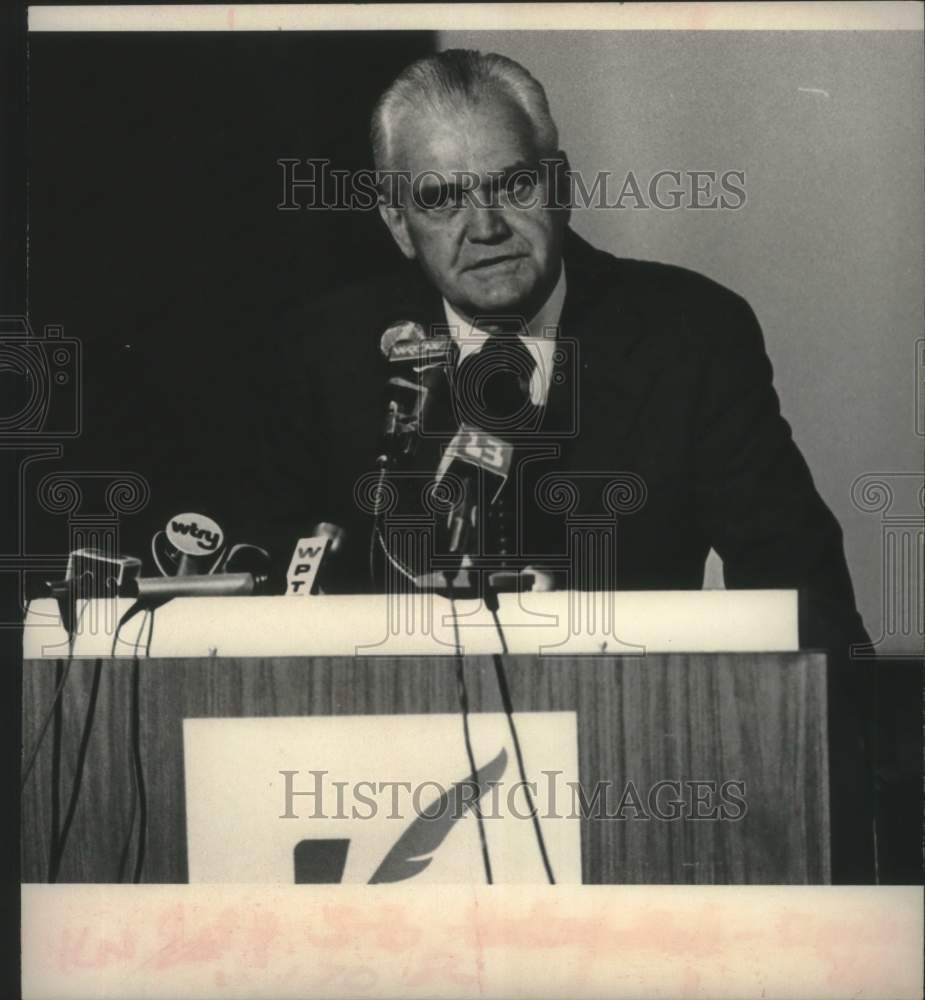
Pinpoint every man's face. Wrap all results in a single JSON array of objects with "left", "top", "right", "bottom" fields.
[{"left": 379, "top": 92, "right": 568, "bottom": 321}]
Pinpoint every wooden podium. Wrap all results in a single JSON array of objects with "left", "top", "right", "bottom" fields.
[{"left": 22, "top": 649, "right": 830, "bottom": 884}]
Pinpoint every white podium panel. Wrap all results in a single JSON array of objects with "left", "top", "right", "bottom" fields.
[
  {"left": 23, "top": 589, "right": 798, "bottom": 658},
  {"left": 183, "top": 712, "right": 582, "bottom": 885}
]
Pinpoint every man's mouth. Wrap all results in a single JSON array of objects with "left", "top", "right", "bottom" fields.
[{"left": 465, "top": 254, "right": 525, "bottom": 272}]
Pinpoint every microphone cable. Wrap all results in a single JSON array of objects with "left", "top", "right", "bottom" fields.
[
  {"left": 21, "top": 598, "right": 86, "bottom": 882},
  {"left": 484, "top": 583, "right": 557, "bottom": 885},
  {"left": 109, "top": 598, "right": 157, "bottom": 883},
  {"left": 20, "top": 592, "right": 91, "bottom": 790},
  {"left": 368, "top": 502, "right": 381, "bottom": 591},
  {"left": 368, "top": 462, "right": 421, "bottom": 592},
  {"left": 368, "top": 459, "right": 391, "bottom": 591},
  {"left": 375, "top": 523, "right": 420, "bottom": 587},
  {"left": 444, "top": 571, "right": 493, "bottom": 884},
  {"left": 367, "top": 460, "right": 420, "bottom": 591},
  {"left": 21, "top": 591, "right": 95, "bottom": 882},
  {"left": 116, "top": 607, "right": 153, "bottom": 882},
  {"left": 49, "top": 597, "right": 150, "bottom": 881},
  {"left": 47, "top": 657, "right": 103, "bottom": 882},
  {"left": 143, "top": 603, "right": 156, "bottom": 658},
  {"left": 128, "top": 647, "right": 148, "bottom": 882},
  {"left": 21, "top": 643, "right": 75, "bottom": 791}
]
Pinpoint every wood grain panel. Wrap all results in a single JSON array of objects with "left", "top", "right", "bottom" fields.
[{"left": 22, "top": 653, "right": 830, "bottom": 884}]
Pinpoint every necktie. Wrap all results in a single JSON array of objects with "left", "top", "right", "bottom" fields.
[{"left": 454, "top": 328, "right": 539, "bottom": 434}]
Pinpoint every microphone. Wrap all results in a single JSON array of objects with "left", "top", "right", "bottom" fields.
[
  {"left": 433, "top": 424, "right": 536, "bottom": 591},
  {"left": 48, "top": 546, "right": 269, "bottom": 603},
  {"left": 284, "top": 522, "right": 345, "bottom": 596},
  {"left": 435, "top": 424, "right": 514, "bottom": 556},
  {"left": 65, "top": 548, "right": 143, "bottom": 599},
  {"left": 379, "top": 319, "right": 426, "bottom": 359},
  {"left": 378, "top": 320, "right": 458, "bottom": 463},
  {"left": 151, "top": 512, "right": 227, "bottom": 577},
  {"left": 46, "top": 549, "right": 143, "bottom": 635},
  {"left": 44, "top": 527, "right": 271, "bottom": 651},
  {"left": 150, "top": 510, "right": 270, "bottom": 581},
  {"left": 128, "top": 572, "right": 258, "bottom": 599}
]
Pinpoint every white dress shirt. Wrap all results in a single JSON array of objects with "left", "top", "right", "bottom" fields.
[{"left": 441, "top": 264, "right": 567, "bottom": 406}]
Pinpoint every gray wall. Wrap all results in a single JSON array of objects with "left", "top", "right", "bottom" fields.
[{"left": 440, "top": 30, "right": 924, "bottom": 653}]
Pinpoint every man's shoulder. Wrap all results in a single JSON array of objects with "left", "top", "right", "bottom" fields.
[
  {"left": 565, "top": 229, "right": 762, "bottom": 363},
  {"left": 566, "top": 228, "right": 754, "bottom": 318}
]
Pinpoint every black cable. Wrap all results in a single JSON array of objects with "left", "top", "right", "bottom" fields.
[
  {"left": 116, "top": 781, "right": 137, "bottom": 884},
  {"left": 445, "top": 572, "right": 493, "bottom": 884},
  {"left": 111, "top": 602, "right": 139, "bottom": 881},
  {"left": 368, "top": 513, "right": 379, "bottom": 591},
  {"left": 20, "top": 656, "right": 72, "bottom": 791},
  {"left": 486, "top": 589, "right": 557, "bottom": 885},
  {"left": 117, "top": 609, "right": 155, "bottom": 881},
  {"left": 21, "top": 603, "right": 83, "bottom": 882},
  {"left": 43, "top": 598, "right": 143, "bottom": 881},
  {"left": 48, "top": 658, "right": 103, "bottom": 882},
  {"left": 111, "top": 599, "right": 143, "bottom": 658},
  {"left": 144, "top": 605, "right": 156, "bottom": 659},
  {"left": 113, "top": 610, "right": 146, "bottom": 880},
  {"left": 129, "top": 653, "right": 147, "bottom": 882},
  {"left": 109, "top": 600, "right": 161, "bottom": 882},
  {"left": 20, "top": 602, "right": 88, "bottom": 790},
  {"left": 48, "top": 661, "right": 63, "bottom": 883},
  {"left": 368, "top": 460, "right": 391, "bottom": 591},
  {"left": 368, "top": 461, "right": 424, "bottom": 591}
]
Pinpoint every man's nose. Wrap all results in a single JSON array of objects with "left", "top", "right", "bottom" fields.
[{"left": 464, "top": 200, "right": 510, "bottom": 243}]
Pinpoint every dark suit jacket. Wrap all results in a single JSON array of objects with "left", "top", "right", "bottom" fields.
[{"left": 256, "top": 227, "right": 869, "bottom": 655}]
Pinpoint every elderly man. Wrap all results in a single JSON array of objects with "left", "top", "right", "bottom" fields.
[
  {"left": 251, "top": 47, "right": 877, "bottom": 883},
  {"left": 265, "top": 49, "right": 868, "bottom": 659}
]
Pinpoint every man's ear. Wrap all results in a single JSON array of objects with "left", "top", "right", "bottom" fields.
[{"left": 378, "top": 201, "right": 417, "bottom": 261}]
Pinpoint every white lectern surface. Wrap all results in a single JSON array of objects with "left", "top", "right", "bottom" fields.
[{"left": 23, "top": 590, "right": 798, "bottom": 658}]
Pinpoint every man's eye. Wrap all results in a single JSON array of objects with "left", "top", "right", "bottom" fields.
[
  {"left": 513, "top": 173, "right": 537, "bottom": 191},
  {"left": 420, "top": 189, "right": 463, "bottom": 213},
  {"left": 503, "top": 172, "right": 538, "bottom": 201}
]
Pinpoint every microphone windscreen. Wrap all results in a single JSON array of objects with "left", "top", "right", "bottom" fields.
[
  {"left": 380, "top": 319, "right": 426, "bottom": 359},
  {"left": 310, "top": 522, "right": 346, "bottom": 555}
]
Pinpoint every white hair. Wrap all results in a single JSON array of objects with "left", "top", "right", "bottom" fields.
[{"left": 371, "top": 49, "right": 560, "bottom": 172}]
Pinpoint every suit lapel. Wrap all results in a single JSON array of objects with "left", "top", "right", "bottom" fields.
[{"left": 546, "top": 229, "right": 662, "bottom": 468}]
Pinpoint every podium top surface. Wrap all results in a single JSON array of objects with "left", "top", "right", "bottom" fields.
[{"left": 23, "top": 589, "right": 798, "bottom": 659}]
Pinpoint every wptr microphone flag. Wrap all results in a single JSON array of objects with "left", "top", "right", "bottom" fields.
[{"left": 285, "top": 522, "right": 345, "bottom": 595}]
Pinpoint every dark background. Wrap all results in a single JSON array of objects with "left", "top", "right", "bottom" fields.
[{"left": 23, "top": 29, "right": 435, "bottom": 568}]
